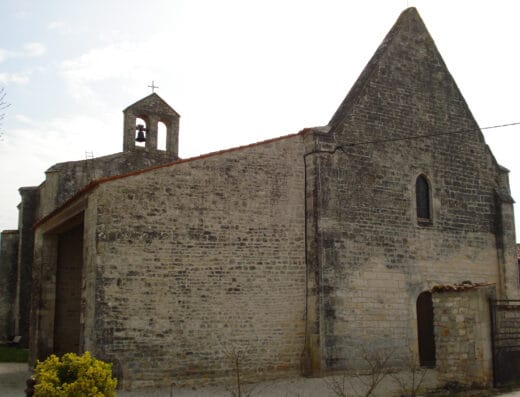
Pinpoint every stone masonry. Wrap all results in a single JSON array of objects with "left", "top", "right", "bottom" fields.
[
  {"left": 7, "top": 6, "right": 520, "bottom": 391},
  {"left": 31, "top": 135, "right": 307, "bottom": 389},
  {"left": 303, "top": 7, "right": 517, "bottom": 373},
  {"left": 433, "top": 285, "right": 495, "bottom": 387},
  {"left": 1, "top": 93, "right": 180, "bottom": 349},
  {"left": 0, "top": 230, "right": 19, "bottom": 340},
  {"left": 93, "top": 136, "right": 306, "bottom": 388}
]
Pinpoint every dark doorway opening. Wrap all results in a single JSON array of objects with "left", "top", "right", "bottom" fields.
[
  {"left": 490, "top": 299, "right": 520, "bottom": 387},
  {"left": 417, "top": 291, "right": 436, "bottom": 367},
  {"left": 53, "top": 223, "right": 83, "bottom": 356}
]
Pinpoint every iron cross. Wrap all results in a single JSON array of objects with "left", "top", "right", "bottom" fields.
[{"left": 148, "top": 80, "right": 159, "bottom": 93}]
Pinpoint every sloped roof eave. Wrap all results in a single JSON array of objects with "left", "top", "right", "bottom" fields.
[{"left": 33, "top": 130, "right": 305, "bottom": 230}]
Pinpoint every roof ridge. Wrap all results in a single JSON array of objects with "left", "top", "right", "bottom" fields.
[
  {"left": 327, "top": 8, "right": 415, "bottom": 130},
  {"left": 123, "top": 92, "right": 180, "bottom": 116},
  {"left": 34, "top": 131, "right": 304, "bottom": 229}
]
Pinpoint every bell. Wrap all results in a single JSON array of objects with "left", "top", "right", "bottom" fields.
[
  {"left": 135, "top": 124, "right": 147, "bottom": 142},
  {"left": 135, "top": 130, "right": 146, "bottom": 142}
]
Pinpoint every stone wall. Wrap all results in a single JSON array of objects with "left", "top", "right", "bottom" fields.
[
  {"left": 25, "top": 8, "right": 519, "bottom": 390},
  {"left": 304, "top": 8, "right": 514, "bottom": 372},
  {"left": 14, "top": 187, "right": 39, "bottom": 346},
  {"left": 90, "top": 135, "right": 306, "bottom": 388},
  {"left": 39, "top": 150, "right": 176, "bottom": 219},
  {"left": 433, "top": 286, "right": 494, "bottom": 387},
  {"left": 0, "top": 230, "right": 19, "bottom": 340},
  {"left": 16, "top": 149, "right": 178, "bottom": 352},
  {"left": 123, "top": 93, "right": 179, "bottom": 155}
]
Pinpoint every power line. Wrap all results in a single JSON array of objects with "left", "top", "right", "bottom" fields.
[{"left": 340, "top": 121, "right": 520, "bottom": 148}]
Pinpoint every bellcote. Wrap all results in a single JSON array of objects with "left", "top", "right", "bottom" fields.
[{"left": 123, "top": 93, "right": 180, "bottom": 158}]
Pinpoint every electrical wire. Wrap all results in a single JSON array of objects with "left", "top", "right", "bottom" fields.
[{"left": 339, "top": 121, "right": 520, "bottom": 148}]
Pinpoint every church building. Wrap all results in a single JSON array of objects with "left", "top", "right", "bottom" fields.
[{"left": 1, "top": 7, "right": 518, "bottom": 390}]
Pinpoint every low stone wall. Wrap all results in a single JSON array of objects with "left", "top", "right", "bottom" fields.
[{"left": 433, "top": 285, "right": 494, "bottom": 387}]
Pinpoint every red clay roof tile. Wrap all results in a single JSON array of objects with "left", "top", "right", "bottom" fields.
[{"left": 34, "top": 131, "right": 304, "bottom": 229}]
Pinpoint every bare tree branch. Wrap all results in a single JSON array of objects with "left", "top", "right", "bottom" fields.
[
  {"left": 323, "top": 346, "right": 393, "bottom": 397},
  {"left": 0, "top": 87, "right": 11, "bottom": 140},
  {"left": 323, "top": 373, "right": 351, "bottom": 397},
  {"left": 390, "top": 347, "right": 429, "bottom": 397}
]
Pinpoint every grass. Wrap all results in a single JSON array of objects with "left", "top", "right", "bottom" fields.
[{"left": 0, "top": 346, "right": 28, "bottom": 362}]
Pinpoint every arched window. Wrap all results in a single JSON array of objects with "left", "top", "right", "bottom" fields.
[
  {"left": 417, "top": 291, "right": 436, "bottom": 367},
  {"left": 416, "top": 175, "right": 431, "bottom": 224}
]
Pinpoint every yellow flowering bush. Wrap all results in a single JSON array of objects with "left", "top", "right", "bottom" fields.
[{"left": 33, "top": 351, "right": 117, "bottom": 396}]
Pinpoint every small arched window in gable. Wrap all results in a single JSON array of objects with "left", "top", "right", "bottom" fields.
[{"left": 416, "top": 174, "right": 432, "bottom": 225}]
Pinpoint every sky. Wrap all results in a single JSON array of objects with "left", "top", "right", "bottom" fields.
[{"left": 1, "top": 0, "right": 519, "bottom": 239}]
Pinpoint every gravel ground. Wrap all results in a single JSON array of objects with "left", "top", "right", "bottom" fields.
[
  {"left": 2, "top": 362, "right": 520, "bottom": 397},
  {"left": 0, "top": 363, "right": 32, "bottom": 397}
]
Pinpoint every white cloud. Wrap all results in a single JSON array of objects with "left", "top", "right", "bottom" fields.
[
  {"left": 47, "top": 20, "right": 73, "bottom": 35},
  {"left": 61, "top": 44, "right": 130, "bottom": 87},
  {"left": 13, "top": 10, "right": 29, "bottom": 20},
  {"left": 15, "top": 114, "right": 35, "bottom": 124},
  {"left": 23, "top": 42, "right": 46, "bottom": 57},
  {"left": 47, "top": 21, "right": 65, "bottom": 30},
  {"left": 1, "top": 113, "right": 121, "bottom": 181},
  {"left": 0, "top": 42, "right": 47, "bottom": 64},
  {"left": 0, "top": 72, "right": 30, "bottom": 85},
  {"left": 60, "top": 37, "right": 169, "bottom": 101}
]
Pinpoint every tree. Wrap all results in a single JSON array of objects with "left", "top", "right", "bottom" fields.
[
  {"left": 323, "top": 346, "right": 394, "bottom": 397},
  {"left": 0, "top": 87, "right": 11, "bottom": 140}
]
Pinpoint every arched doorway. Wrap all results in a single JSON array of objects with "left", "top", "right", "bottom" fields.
[{"left": 416, "top": 291, "right": 436, "bottom": 367}]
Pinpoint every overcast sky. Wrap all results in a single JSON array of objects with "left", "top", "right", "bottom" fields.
[{"left": 1, "top": 0, "right": 519, "bottom": 239}]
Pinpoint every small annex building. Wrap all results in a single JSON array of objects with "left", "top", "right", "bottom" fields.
[{"left": 1, "top": 7, "right": 519, "bottom": 390}]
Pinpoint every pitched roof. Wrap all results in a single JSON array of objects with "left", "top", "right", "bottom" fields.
[
  {"left": 328, "top": 8, "right": 410, "bottom": 130},
  {"left": 34, "top": 131, "right": 303, "bottom": 229},
  {"left": 328, "top": 7, "right": 474, "bottom": 136},
  {"left": 123, "top": 92, "right": 180, "bottom": 117},
  {"left": 431, "top": 281, "right": 495, "bottom": 293}
]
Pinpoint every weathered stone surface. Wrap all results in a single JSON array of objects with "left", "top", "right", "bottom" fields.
[
  {"left": 123, "top": 93, "right": 180, "bottom": 155},
  {"left": 0, "top": 230, "right": 19, "bottom": 340},
  {"left": 10, "top": 99, "right": 180, "bottom": 353},
  {"left": 303, "top": 7, "right": 517, "bottom": 372},
  {"left": 22, "top": 6, "right": 520, "bottom": 391},
  {"left": 89, "top": 136, "right": 306, "bottom": 388},
  {"left": 40, "top": 150, "right": 176, "bottom": 219},
  {"left": 433, "top": 286, "right": 494, "bottom": 387},
  {"left": 14, "top": 187, "right": 39, "bottom": 346}
]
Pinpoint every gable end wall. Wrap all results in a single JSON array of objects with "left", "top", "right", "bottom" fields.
[
  {"left": 91, "top": 136, "right": 306, "bottom": 388},
  {"left": 306, "top": 8, "right": 515, "bottom": 372}
]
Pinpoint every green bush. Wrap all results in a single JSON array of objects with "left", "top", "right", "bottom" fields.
[{"left": 34, "top": 351, "right": 117, "bottom": 397}]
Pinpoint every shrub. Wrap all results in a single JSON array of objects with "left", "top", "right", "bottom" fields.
[{"left": 33, "top": 351, "right": 117, "bottom": 396}]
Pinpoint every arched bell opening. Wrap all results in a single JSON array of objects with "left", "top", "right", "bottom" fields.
[
  {"left": 135, "top": 117, "right": 148, "bottom": 148},
  {"left": 157, "top": 121, "right": 167, "bottom": 151}
]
